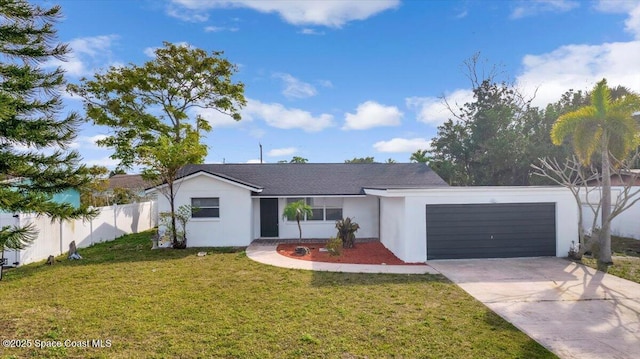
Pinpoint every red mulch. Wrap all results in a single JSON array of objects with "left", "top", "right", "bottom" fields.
[{"left": 276, "top": 241, "right": 422, "bottom": 265}]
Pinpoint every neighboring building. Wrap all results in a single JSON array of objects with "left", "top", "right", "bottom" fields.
[
  {"left": 585, "top": 169, "right": 640, "bottom": 186},
  {"left": 0, "top": 178, "right": 80, "bottom": 213},
  {"left": 147, "top": 163, "right": 578, "bottom": 263},
  {"left": 106, "top": 174, "right": 156, "bottom": 203}
]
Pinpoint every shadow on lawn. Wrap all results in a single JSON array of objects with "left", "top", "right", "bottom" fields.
[{"left": 1, "top": 230, "right": 244, "bottom": 282}]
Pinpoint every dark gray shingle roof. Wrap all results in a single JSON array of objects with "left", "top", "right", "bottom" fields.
[
  {"left": 178, "top": 163, "right": 447, "bottom": 196},
  {"left": 108, "top": 174, "right": 155, "bottom": 190}
]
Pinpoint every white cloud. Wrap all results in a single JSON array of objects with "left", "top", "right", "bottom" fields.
[
  {"left": 243, "top": 99, "right": 334, "bottom": 132},
  {"left": 373, "top": 138, "right": 431, "bottom": 153},
  {"left": 170, "top": 0, "right": 400, "bottom": 28},
  {"left": 267, "top": 147, "right": 297, "bottom": 157},
  {"left": 249, "top": 127, "right": 266, "bottom": 139},
  {"left": 318, "top": 79, "right": 333, "bottom": 88},
  {"left": 246, "top": 159, "right": 264, "bottom": 164},
  {"left": 404, "top": 3, "right": 640, "bottom": 128},
  {"left": 595, "top": 1, "right": 640, "bottom": 39},
  {"left": 455, "top": 10, "right": 468, "bottom": 19},
  {"left": 166, "top": 5, "right": 209, "bottom": 22},
  {"left": 510, "top": 0, "right": 579, "bottom": 19},
  {"left": 406, "top": 89, "right": 473, "bottom": 126},
  {"left": 85, "top": 156, "right": 120, "bottom": 168},
  {"left": 273, "top": 73, "right": 317, "bottom": 99},
  {"left": 516, "top": 41, "right": 640, "bottom": 108},
  {"left": 69, "top": 134, "right": 108, "bottom": 150},
  {"left": 204, "top": 25, "right": 239, "bottom": 32},
  {"left": 194, "top": 107, "right": 245, "bottom": 128},
  {"left": 45, "top": 35, "right": 118, "bottom": 77},
  {"left": 342, "top": 101, "right": 403, "bottom": 130},
  {"left": 299, "top": 28, "right": 325, "bottom": 35}
]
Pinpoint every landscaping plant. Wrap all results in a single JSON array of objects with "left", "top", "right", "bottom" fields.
[
  {"left": 159, "top": 204, "right": 195, "bottom": 249},
  {"left": 336, "top": 217, "right": 360, "bottom": 248},
  {"left": 325, "top": 237, "right": 342, "bottom": 256},
  {"left": 283, "top": 200, "right": 313, "bottom": 240}
]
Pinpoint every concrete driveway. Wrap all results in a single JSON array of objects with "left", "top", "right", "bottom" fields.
[{"left": 429, "top": 257, "right": 640, "bottom": 359}]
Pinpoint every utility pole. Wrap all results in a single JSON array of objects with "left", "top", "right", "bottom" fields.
[{"left": 259, "top": 143, "right": 263, "bottom": 164}]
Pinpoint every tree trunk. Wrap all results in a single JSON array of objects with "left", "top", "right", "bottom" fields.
[
  {"left": 169, "top": 181, "right": 179, "bottom": 248},
  {"left": 599, "top": 138, "right": 613, "bottom": 265},
  {"left": 296, "top": 214, "right": 302, "bottom": 240}
]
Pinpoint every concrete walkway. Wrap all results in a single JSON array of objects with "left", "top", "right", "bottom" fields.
[
  {"left": 246, "top": 243, "right": 438, "bottom": 274},
  {"left": 429, "top": 257, "right": 640, "bottom": 359}
]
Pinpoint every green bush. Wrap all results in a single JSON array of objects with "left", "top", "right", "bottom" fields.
[
  {"left": 336, "top": 217, "right": 360, "bottom": 248},
  {"left": 326, "top": 237, "right": 342, "bottom": 256}
]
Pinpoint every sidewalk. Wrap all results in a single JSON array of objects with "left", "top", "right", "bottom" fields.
[{"left": 246, "top": 243, "right": 438, "bottom": 274}]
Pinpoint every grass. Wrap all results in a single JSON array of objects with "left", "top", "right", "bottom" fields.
[
  {"left": 0, "top": 230, "right": 555, "bottom": 358},
  {"left": 579, "top": 235, "right": 640, "bottom": 284}
]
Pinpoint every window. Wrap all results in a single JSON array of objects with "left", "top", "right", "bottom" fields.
[
  {"left": 191, "top": 197, "right": 219, "bottom": 218},
  {"left": 285, "top": 197, "right": 343, "bottom": 221},
  {"left": 326, "top": 208, "right": 343, "bottom": 221}
]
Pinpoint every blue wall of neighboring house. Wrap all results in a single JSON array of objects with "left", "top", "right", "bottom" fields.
[
  {"left": 52, "top": 188, "right": 81, "bottom": 209},
  {"left": 1, "top": 180, "right": 81, "bottom": 214}
]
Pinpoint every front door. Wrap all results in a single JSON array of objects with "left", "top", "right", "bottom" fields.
[{"left": 260, "top": 198, "right": 279, "bottom": 237}]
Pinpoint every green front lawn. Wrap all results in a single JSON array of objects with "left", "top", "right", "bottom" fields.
[
  {"left": 580, "top": 235, "right": 640, "bottom": 284},
  {"left": 0, "top": 231, "right": 555, "bottom": 358}
]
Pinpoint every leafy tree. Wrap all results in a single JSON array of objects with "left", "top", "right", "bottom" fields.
[
  {"left": 430, "top": 78, "right": 578, "bottom": 186},
  {"left": 345, "top": 157, "right": 376, "bottom": 163},
  {"left": 79, "top": 165, "right": 109, "bottom": 207},
  {"left": 410, "top": 149, "right": 430, "bottom": 163},
  {"left": 430, "top": 79, "right": 530, "bottom": 185},
  {"left": 289, "top": 156, "right": 308, "bottom": 163},
  {"left": 0, "top": 0, "right": 94, "bottom": 278},
  {"left": 550, "top": 79, "right": 640, "bottom": 265},
  {"left": 384, "top": 158, "right": 396, "bottom": 163},
  {"left": 69, "top": 42, "right": 245, "bottom": 248},
  {"left": 282, "top": 200, "right": 313, "bottom": 240}
]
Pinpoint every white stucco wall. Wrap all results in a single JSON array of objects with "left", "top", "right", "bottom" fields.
[
  {"left": 344, "top": 196, "right": 379, "bottom": 238},
  {"left": 273, "top": 196, "right": 379, "bottom": 239},
  {"left": 154, "top": 174, "right": 254, "bottom": 247},
  {"left": 581, "top": 186, "right": 640, "bottom": 239},
  {"left": 370, "top": 187, "right": 579, "bottom": 263},
  {"left": 379, "top": 197, "right": 406, "bottom": 261}
]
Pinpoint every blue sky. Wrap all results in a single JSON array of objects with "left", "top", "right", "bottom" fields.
[{"left": 47, "top": 0, "right": 640, "bottom": 167}]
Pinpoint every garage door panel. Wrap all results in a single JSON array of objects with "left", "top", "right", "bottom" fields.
[
  {"left": 427, "top": 237, "right": 554, "bottom": 249},
  {"left": 427, "top": 225, "right": 555, "bottom": 235},
  {"left": 426, "top": 203, "right": 556, "bottom": 260},
  {"left": 426, "top": 236, "right": 555, "bottom": 248}
]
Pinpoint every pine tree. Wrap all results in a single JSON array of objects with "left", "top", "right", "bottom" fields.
[{"left": 0, "top": 0, "right": 93, "bottom": 263}]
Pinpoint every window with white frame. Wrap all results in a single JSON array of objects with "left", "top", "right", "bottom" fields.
[
  {"left": 285, "top": 197, "right": 343, "bottom": 221},
  {"left": 191, "top": 197, "right": 219, "bottom": 218}
]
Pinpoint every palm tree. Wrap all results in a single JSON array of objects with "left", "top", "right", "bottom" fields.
[
  {"left": 410, "top": 149, "right": 430, "bottom": 163},
  {"left": 282, "top": 200, "right": 313, "bottom": 240},
  {"left": 551, "top": 79, "right": 640, "bottom": 265}
]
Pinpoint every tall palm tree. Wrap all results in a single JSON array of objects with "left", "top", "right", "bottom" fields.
[
  {"left": 282, "top": 200, "right": 313, "bottom": 240},
  {"left": 551, "top": 79, "right": 640, "bottom": 265}
]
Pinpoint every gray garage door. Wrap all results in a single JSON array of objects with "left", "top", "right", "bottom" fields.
[{"left": 426, "top": 203, "right": 556, "bottom": 260}]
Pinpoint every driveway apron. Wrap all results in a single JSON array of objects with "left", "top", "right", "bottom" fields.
[{"left": 429, "top": 257, "right": 640, "bottom": 359}]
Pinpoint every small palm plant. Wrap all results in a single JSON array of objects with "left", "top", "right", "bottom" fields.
[
  {"left": 336, "top": 217, "right": 360, "bottom": 248},
  {"left": 282, "top": 200, "right": 313, "bottom": 240}
]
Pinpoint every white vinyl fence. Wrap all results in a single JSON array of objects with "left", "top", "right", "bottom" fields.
[
  {"left": 581, "top": 186, "right": 640, "bottom": 239},
  {"left": 1, "top": 201, "right": 157, "bottom": 267}
]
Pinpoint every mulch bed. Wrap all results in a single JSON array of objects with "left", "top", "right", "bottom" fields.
[{"left": 276, "top": 241, "right": 422, "bottom": 265}]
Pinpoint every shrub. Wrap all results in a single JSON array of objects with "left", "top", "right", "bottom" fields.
[
  {"left": 336, "top": 217, "right": 360, "bottom": 248},
  {"left": 326, "top": 237, "right": 342, "bottom": 256}
]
